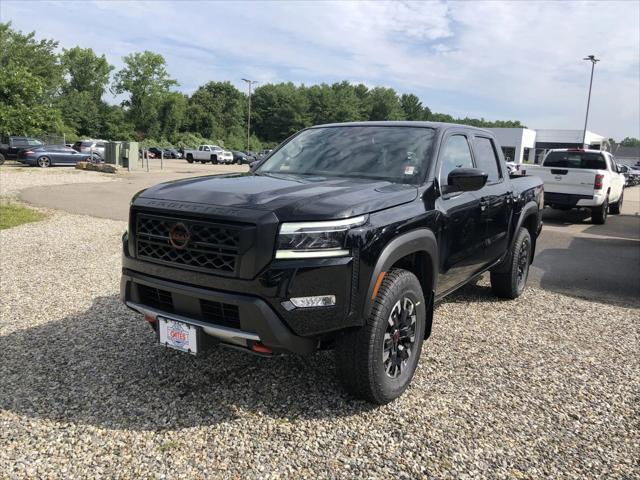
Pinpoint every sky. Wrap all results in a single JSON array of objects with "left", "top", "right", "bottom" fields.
[{"left": 2, "top": 0, "right": 639, "bottom": 139}]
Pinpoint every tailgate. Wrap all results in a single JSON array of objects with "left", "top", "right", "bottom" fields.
[{"left": 530, "top": 166, "right": 598, "bottom": 196}]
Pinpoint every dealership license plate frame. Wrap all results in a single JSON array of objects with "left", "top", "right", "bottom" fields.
[{"left": 157, "top": 317, "right": 200, "bottom": 355}]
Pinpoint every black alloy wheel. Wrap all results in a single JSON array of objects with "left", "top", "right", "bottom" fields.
[{"left": 383, "top": 297, "right": 418, "bottom": 378}]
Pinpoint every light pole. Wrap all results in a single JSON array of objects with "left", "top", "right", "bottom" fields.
[
  {"left": 242, "top": 78, "right": 258, "bottom": 152},
  {"left": 582, "top": 55, "right": 600, "bottom": 147}
]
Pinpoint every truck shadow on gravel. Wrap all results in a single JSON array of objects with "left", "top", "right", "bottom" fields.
[{"left": 0, "top": 295, "right": 379, "bottom": 431}]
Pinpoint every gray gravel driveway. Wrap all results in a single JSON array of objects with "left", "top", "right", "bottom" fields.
[{"left": 1, "top": 169, "right": 638, "bottom": 478}]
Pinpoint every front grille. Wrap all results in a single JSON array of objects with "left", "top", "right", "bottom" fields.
[
  {"left": 138, "top": 284, "right": 173, "bottom": 312},
  {"left": 135, "top": 213, "right": 244, "bottom": 274},
  {"left": 135, "top": 283, "right": 243, "bottom": 330},
  {"left": 200, "top": 300, "right": 241, "bottom": 329}
]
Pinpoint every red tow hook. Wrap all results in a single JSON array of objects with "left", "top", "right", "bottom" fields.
[
  {"left": 144, "top": 313, "right": 157, "bottom": 324},
  {"left": 251, "top": 342, "right": 273, "bottom": 354}
]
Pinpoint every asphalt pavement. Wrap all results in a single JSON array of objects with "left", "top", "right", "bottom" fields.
[{"left": 18, "top": 161, "right": 640, "bottom": 306}]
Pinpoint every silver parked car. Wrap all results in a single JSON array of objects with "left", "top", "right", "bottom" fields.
[{"left": 73, "top": 139, "right": 106, "bottom": 159}]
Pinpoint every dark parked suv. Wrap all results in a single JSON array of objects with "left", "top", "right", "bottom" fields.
[{"left": 121, "top": 122, "right": 543, "bottom": 403}]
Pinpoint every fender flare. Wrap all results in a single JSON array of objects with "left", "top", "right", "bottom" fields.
[
  {"left": 494, "top": 201, "right": 540, "bottom": 273},
  {"left": 363, "top": 229, "right": 438, "bottom": 319},
  {"left": 513, "top": 201, "right": 540, "bottom": 245}
]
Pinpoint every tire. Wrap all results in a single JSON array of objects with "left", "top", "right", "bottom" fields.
[
  {"left": 210, "top": 155, "right": 218, "bottom": 164},
  {"left": 37, "top": 156, "right": 51, "bottom": 168},
  {"left": 335, "top": 268, "right": 426, "bottom": 404},
  {"left": 0, "top": 153, "right": 5, "bottom": 165},
  {"left": 609, "top": 190, "right": 623, "bottom": 215},
  {"left": 186, "top": 154, "right": 193, "bottom": 164},
  {"left": 591, "top": 197, "right": 608, "bottom": 224},
  {"left": 490, "top": 227, "right": 532, "bottom": 299}
]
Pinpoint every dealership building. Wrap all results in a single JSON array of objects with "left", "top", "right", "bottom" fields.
[{"left": 488, "top": 128, "right": 608, "bottom": 164}]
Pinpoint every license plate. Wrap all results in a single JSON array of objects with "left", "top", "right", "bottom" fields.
[{"left": 158, "top": 317, "right": 199, "bottom": 355}]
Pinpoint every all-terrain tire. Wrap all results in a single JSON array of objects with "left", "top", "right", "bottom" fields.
[
  {"left": 186, "top": 154, "right": 194, "bottom": 163},
  {"left": 335, "top": 268, "right": 426, "bottom": 404},
  {"left": 490, "top": 227, "right": 532, "bottom": 299},
  {"left": 609, "top": 190, "right": 623, "bottom": 215},
  {"left": 591, "top": 197, "right": 608, "bottom": 224}
]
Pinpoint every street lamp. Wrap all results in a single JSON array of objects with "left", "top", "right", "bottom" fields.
[
  {"left": 242, "top": 78, "right": 259, "bottom": 152},
  {"left": 582, "top": 55, "right": 600, "bottom": 147}
]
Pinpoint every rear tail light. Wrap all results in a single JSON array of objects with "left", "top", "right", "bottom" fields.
[{"left": 594, "top": 174, "right": 604, "bottom": 190}]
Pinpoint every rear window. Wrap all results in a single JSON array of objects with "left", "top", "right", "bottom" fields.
[{"left": 544, "top": 151, "right": 606, "bottom": 169}]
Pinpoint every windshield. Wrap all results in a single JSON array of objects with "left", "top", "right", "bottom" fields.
[
  {"left": 257, "top": 126, "right": 435, "bottom": 183},
  {"left": 544, "top": 151, "right": 606, "bottom": 169}
]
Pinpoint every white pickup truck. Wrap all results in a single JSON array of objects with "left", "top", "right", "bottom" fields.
[
  {"left": 527, "top": 148, "right": 625, "bottom": 224},
  {"left": 183, "top": 145, "right": 234, "bottom": 164}
]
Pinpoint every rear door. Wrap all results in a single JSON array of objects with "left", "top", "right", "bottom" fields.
[
  {"left": 48, "top": 146, "right": 62, "bottom": 164},
  {"left": 471, "top": 135, "right": 513, "bottom": 264},
  {"left": 9, "top": 138, "right": 29, "bottom": 157},
  {"left": 607, "top": 154, "right": 625, "bottom": 202},
  {"left": 61, "top": 147, "right": 81, "bottom": 164}
]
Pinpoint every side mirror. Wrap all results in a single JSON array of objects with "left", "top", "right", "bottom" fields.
[
  {"left": 447, "top": 168, "right": 488, "bottom": 193},
  {"left": 249, "top": 161, "right": 259, "bottom": 171}
]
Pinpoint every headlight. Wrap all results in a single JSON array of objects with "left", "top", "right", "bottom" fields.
[{"left": 275, "top": 215, "right": 367, "bottom": 259}]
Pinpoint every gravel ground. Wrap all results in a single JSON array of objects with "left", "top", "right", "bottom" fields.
[
  {"left": 1, "top": 171, "right": 639, "bottom": 479},
  {"left": 0, "top": 166, "right": 115, "bottom": 198}
]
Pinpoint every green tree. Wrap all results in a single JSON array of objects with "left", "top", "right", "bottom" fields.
[
  {"left": 112, "top": 51, "right": 178, "bottom": 138},
  {"left": 620, "top": 137, "right": 640, "bottom": 147},
  {"left": 306, "top": 83, "right": 336, "bottom": 125},
  {"left": 186, "top": 81, "right": 244, "bottom": 140},
  {"left": 368, "top": 87, "right": 404, "bottom": 121},
  {"left": 331, "top": 81, "right": 363, "bottom": 122},
  {"left": 158, "top": 92, "right": 187, "bottom": 140},
  {"left": 252, "top": 83, "right": 310, "bottom": 142},
  {"left": 60, "top": 47, "right": 112, "bottom": 101},
  {"left": 0, "top": 22, "right": 64, "bottom": 135},
  {"left": 101, "top": 104, "right": 135, "bottom": 140},
  {"left": 400, "top": 94, "right": 425, "bottom": 120}
]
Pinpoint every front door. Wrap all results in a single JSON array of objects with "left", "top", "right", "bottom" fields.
[{"left": 435, "top": 133, "right": 486, "bottom": 295}]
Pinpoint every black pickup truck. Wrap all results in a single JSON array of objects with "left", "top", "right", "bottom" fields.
[
  {"left": 0, "top": 136, "right": 45, "bottom": 164},
  {"left": 121, "top": 122, "right": 543, "bottom": 404}
]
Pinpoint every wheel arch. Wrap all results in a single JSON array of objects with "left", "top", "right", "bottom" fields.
[
  {"left": 504, "top": 201, "right": 540, "bottom": 268},
  {"left": 363, "top": 229, "right": 438, "bottom": 322}
]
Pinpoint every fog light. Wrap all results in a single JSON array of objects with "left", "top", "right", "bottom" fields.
[{"left": 289, "top": 295, "right": 336, "bottom": 308}]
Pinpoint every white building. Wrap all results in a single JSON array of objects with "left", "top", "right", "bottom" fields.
[{"left": 487, "top": 128, "right": 608, "bottom": 164}]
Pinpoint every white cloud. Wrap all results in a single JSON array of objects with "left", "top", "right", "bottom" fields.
[{"left": 1, "top": 0, "right": 638, "bottom": 138}]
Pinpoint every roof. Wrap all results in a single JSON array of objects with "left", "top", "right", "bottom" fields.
[
  {"left": 311, "top": 121, "right": 493, "bottom": 134},
  {"left": 548, "top": 148, "right": 608, "bottom": 154},
  {"left": 613, "top": 145, "right": 640, "bottom": 159}
]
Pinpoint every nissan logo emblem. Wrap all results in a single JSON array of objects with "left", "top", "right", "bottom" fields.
[{"left": 169, "top": 223, "right": 191, "bottom": 250}]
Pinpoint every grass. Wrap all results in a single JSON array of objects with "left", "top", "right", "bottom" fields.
[{"left": 0, "top": 202, "right": 47, "bottom": 230}]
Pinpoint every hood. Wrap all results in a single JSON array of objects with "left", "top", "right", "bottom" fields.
[{"left": 137, "top": 172, "right": 417, "bottom": 221}]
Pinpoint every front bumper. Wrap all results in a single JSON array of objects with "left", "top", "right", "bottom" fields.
[{"left": 121, "top": 270, "right": 318, "bottom": 354}]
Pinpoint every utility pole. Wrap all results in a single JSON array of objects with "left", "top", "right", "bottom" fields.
[
  {"left": 582, "top": 55, "right": 600, "bottom": 147},
  {"left": 242, "top": 78, "right": 259, "bottom": 152}
]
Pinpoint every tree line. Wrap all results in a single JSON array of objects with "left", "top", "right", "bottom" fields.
[{"left": 1, "top": 22, "right": 530, "bottom": 151}]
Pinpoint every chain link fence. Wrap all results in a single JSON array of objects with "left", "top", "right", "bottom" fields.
[{"left": 40, "top": 134, "right": 66, "bottom": 146}]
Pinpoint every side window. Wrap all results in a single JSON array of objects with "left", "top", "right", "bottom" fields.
[
  {"left": 440, "top": 135, "right": 474, "bottom": 186},
  {"left": 473, "top": 137, "right": 502, "bottom": 182}
]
